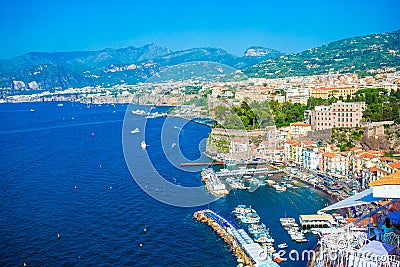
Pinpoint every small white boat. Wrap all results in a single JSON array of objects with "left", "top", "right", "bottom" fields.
[
  {"left": 57, "top": 103, "right": 64, "bottom": 107},
  {"left": 277, "top": 243, "right": 288, "bottom": 249},
  {"left": 141, "top": 141, "right": 147, "bottom": 150},
  {"left": 131, "top": 128, "right": 140, "bottom": 134},
  {"left": 171, "top": 143, "right": 176, "bottom": 148},
  {"left": 30, "top": 108, "right": 35, "bottom": 112}
]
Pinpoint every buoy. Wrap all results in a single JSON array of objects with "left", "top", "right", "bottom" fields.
[
  {"left": 139, "top": 243, "right": 143, "bottom": 248},
  {"left": 109, "top": 186, "right": 112, "bottom": 189},
  {"left": 99, "top": 164, "right": 102, "bottom": 168},
  {"left": 24, "top": 263, "right": 26, "bottom": 267},
  {"left": 143, "top": 228, "right": 147, "bottom": 233},
  {"left": 57, "top": 233, "right": 60, "bottom": 239},
  {"left": 91, "top": 132, "right": 95, "bottom": 137},
  {"left": 74, "top": 186, "right": 77, "bottom": 189}
]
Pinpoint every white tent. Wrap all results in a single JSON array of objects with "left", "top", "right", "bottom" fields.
[
  {"left": 319, "top": 188, "right": 385, "bottom": 212},
  {"left": 359, "top": 240, "right": 397, "bottom": 256}
]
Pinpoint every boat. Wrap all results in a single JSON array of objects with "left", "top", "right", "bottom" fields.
[
  {"left": 277, "top": 243, "right": 288, "bottom": 249},
  {"left": 57, "top": 103, "right": 64, "bottom": 107},
  {"left": 171, "top": 143, "right": 176, "bottom": 148},
  {"left": 303, "top": 185, "right": 310, "bottom": 188},
  {"left": 275, "top": 185, "right": 287, "bottom": 192},
  {"left": 266, "top": 179, "right": 275, "bottom": 186},
  {"left": 224, "top": 158, "right": 237, "bottom": 167},
  {"left": 240, "top": 213, "right": 260, "bottom": 224},
  {"left": 253, "top": 233, "right": 274, "bottom": 243},
  {"left": 30, "top": 108, "right": 35, "bottom": 112},
  {"left": 272, "top": 253, "right": 287, "bottom": 263},
  {"left": 286, "top": 184, "right": 293, "bottom": 188},
  {"left": 132, "top": 109, "right": 147, "bottom": 115},
  {"left": 248, "top": 223, "right": 267, "bottom": 235},
  {"left": 130, "top": 128, "right": 140, "bottom": 134},
  {"left": 233, "top": 205, "right": 256, "bottom": 218},
  {"left": 141, "top": 141, "right": 147, "bottom": 150}
]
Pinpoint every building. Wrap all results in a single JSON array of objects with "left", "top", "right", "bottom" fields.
[
  {"left": 319, "top": 152, "right": 348, "bottom": 176},
  {"left": 310, "top": 86, "right": 359, "bottom": 99},
  {"left": 285, "top": 87, "right": 310, "bottom": 104},
  {"left": 288, "top": 122, "right": 312, "bottom": 139},
  {"left": 310, "top": 101, "right": 366, "bottom": 130}
]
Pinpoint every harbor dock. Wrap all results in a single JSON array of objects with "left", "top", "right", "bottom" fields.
[
  {"left": 299, "top": 214, "right": 336, "bottom": 228},
  {"left": 194, "top": 209, "right": 279, "bottom": 267}
]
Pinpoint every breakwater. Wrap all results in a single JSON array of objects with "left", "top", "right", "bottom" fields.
[{"left": 194, "top": 209, "right": 279, "bottom": 267}]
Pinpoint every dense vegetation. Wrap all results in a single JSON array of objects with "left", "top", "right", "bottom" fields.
[
  {"left": 213, "top": 101, "right": 274, "bottom": 130},
  {"left": 245, "top": 29, "right": 400, "bottom": 78},
  {"left": 347, "top": 88, "right": 400, "bottom": 123},
  {"left": 269, "top": 101, "right": 307, "bottom": 127},
  {"left": 331, "top": 127, "right": 364, "bottom": 151}
]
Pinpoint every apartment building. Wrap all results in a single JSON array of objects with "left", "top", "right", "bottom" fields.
[{"left": 310, "top": 101, "right": 366, "bottom": 130}]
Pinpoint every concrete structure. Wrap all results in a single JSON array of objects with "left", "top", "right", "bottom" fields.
[
  {"left": 319, "top": 152, "right": 348, "bottom": 176},
  {"left": 310, "top": 101, "right": 366, "bottom": 130},
  {"left": 288, "top": 122, "right": 312, "bottom": 139}
]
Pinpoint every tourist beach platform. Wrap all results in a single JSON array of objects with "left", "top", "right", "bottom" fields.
[{"left": 194, "top": 209, "right": 279, "bottom": 267}]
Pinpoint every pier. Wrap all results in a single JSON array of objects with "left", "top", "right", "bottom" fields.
[
  {"left": 212, "top": 168, "right": 283, "bottom": 179},
  {"left": 180, "top": 161, "right": 224, "bottom": 166},
  {"left": 299, "top": 214, "right": 336, "bottom": 228},
  {"left": 194, "top": 209, "right": 279, "bottom": 267}
]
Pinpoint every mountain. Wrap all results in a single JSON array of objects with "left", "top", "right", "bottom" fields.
[
  {"left": 244, "top": 46, "right": 283, "bottom": 58},
  {"left": 245, "top": 29, "right": 400, "bottom": 78},
  {"left": 0, "top": 45, "right": 282, "bottom": 92}
]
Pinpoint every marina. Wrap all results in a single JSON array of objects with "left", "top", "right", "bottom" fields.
[{"left": 194, "top": 209, "right": 280, "bottom": 267}]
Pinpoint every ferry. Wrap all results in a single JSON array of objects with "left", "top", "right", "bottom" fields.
[
  {"left": 141, "top": 141, "right": 147, "bottom": 150},
  {"left": 130, "top": 128, "right": 140, "bottom": 134},
  {"left": 233, "top": 205, "right": 256, "bottom": 218}
]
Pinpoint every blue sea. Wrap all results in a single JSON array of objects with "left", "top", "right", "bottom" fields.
[{"left": 0, "top": 102, "right": 331, "bottom": 266}]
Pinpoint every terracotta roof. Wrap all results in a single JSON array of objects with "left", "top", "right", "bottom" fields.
[
  {"left": 380, "top": 157, "right": 397, "bottom": 162},
  {"left": 369, "top": 171, "right": 400, "bottom": 186},
  {"left": 389, "top": 163, "right": 400, "bottom": 169},
  {"left": 369, "top": 167, "right": 379, "bottom": 172},
  {"left": 360, "top": 153, "right": 379, "bottom": 159},
  {"left": 302, "top": 141, "right": 316, "bottom": 145},
  {"left": 290, "top": 122, "right": 311, "bottom": 127},
  {"left": 323, "top": 152, "right": 340, "bottom": 158}
]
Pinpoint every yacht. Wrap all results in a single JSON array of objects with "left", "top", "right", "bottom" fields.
[
  {"left": 130, "top": 128, "right": 140, "bottom": 134},
  {"left": 277, "top": 243, "right": 288, "bottom": 249},
  {"left": 240, "top": 213, "right": 260, "bottom": 224},
  {"left": 141, "top": 141, "right": 147, "bottom": 150}
]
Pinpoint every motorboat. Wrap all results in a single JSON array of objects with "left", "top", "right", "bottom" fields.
[
  {"left": 240, "top": 213, "right": 260, "bottom": 224},
  {"left": 141, "top": 141, "right": 147, "bottom": 150},
  {"left": 130, "top": 128, "right": 140, "bottom": 134},
  {"left": 248, "top": 223, "right": 267, "bottom": 235},
  {"left": 277, "top": 243, "right": 288, "bottom": 249}
]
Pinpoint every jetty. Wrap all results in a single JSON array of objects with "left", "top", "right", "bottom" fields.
[
  {"left": 299, "top": 214, "right": 336, "bottom": 228},
  {"left": 194, "top": 209, "right": 279, "bottom": 267},
  {"left": 207, "top": 167, "right": 283, "bottom": 179},
  {"left": 180, "top": 161, "right": 224, "bottom": 166}
]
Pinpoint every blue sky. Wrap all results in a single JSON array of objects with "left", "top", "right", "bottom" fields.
[{"left": 0, "top": 0, "right": 399, "bottom": 59}]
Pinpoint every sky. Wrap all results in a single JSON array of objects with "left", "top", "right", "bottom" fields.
[{"left": 0, "top": 0, "right": 399, "bottom": 59}]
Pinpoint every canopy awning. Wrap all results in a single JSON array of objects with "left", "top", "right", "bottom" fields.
[
  {"left": 319, "top": 188, "right": 385, "bottom": 212},
  {"left": 359, "top": 240, "right": 397, "bottom": 256}
]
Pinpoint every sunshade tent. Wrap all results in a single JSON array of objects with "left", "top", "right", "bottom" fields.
[
  {"left": 359, "top": 240, "right": 397, "bottom": 255},
  {"left": 319, "top": 188, "right": 385, "bottom": 212}
]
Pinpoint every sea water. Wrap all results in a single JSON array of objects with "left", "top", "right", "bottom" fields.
[{"left": 0, "top": 102, "right": 331, "bottom": 266}]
